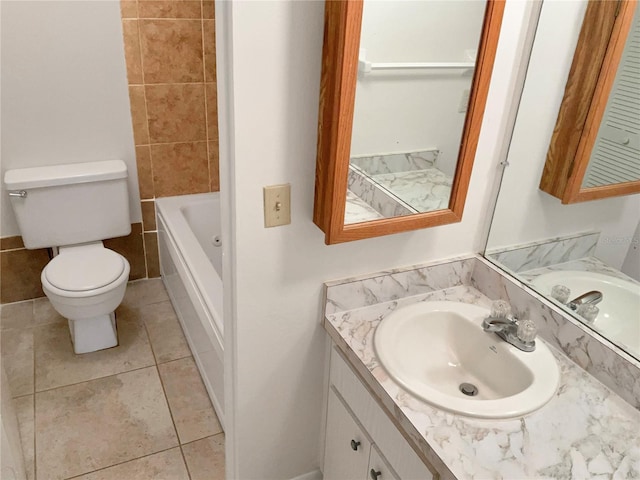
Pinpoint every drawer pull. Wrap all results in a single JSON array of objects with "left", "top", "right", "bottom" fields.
[
  {"left": 350, "top": 439, "right": 361, "bottom": 451},
  {"left": 370, "top": 469, "right": 382, "bottom": 479}
]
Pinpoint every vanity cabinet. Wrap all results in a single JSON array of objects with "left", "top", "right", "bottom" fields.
[{"left": 323, "top": 347, "right": 438, "bottom": 480}]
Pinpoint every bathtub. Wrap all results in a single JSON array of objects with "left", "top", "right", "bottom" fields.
[{"left": 156, "top": 193, "right": 224, "bottom": 428}]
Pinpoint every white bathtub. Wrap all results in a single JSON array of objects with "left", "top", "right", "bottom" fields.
[{"left": 156, "top": 193, "right": 224, "bottom": 428}]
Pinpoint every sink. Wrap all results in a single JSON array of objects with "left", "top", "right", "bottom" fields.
[
  {"left": 373, "top": 301, "right": 560, "bottom": 418},
  {"left": 531, "top": 270, "right": 640, "bottom": 354}
]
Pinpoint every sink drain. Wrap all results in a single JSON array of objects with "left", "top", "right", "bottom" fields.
[{"left": 459, "top": 382, "right": 478, "bottom": 397}]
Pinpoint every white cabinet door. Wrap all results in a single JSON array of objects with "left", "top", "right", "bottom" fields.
[
  {"left": 324, "top": 387, "right": 372, "bottom": 480},
  {"left": 330, "top": 348, "right": 436, "bottom": 480},
  {"left": 368, "top": 444, "right": 400, "bottom": 480}
]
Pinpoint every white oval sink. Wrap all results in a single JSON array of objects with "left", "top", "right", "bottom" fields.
[
  {"left": 373, "top": 301, "right": 560, "bottom": 418},
  {"left": 532, "top": 271, "right": 640, "bottom": 355}
]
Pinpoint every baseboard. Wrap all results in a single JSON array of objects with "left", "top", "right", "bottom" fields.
[{"left": 290, "top": 469, "right": 322, "bottom": 480}]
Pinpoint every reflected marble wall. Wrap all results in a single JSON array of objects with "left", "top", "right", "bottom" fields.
[{"left": 486, "top": 232, "right": 600, "bottom": 273}]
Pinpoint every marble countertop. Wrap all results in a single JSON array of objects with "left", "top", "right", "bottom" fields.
[
  {"left": 345, "top": 189, "right": 384, "bottom": 224},
  {"left": 370, "top": 167, "right": 452, "bottom": 213},
  {"left": 323, "top": 285, "right": 640, "bottom": 479}
]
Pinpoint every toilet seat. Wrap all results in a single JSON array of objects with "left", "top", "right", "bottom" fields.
[{"left": 44, "top": 248, "right": 126, "bottom": 292}]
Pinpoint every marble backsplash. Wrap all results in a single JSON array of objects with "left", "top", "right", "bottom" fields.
[
  {"left": 324, "top": 256, "right": 475, "bottom": 314},
  {"left": 350, "top": 149, "right": 439, "bottom": 176},
  {"left": 324, "top": 255, "right": 640, "bottom": 409},
  {"left": 372, "top": 168, "right": 452, "bottom": 213},
  {"left": 347, "top": 166, "right": 413, "bottom": 220},
  {"left": 486, "top": 232, "right": 600, "bottom": 273}
]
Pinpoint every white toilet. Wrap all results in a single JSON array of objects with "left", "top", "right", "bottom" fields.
[{"left": 5, "top": 160, "right": 132, "bottom": 354}]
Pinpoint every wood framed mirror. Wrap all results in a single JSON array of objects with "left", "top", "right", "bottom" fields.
[
  {"left": 313, "top": 0, "right": 505, "bottom": 244},
  {"left": 540, "top": 0, "right": 640, "bottom": 204}
]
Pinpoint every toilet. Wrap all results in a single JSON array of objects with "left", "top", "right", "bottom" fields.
[{"left": 4, "top": 160, "right": 132, "bottom": 354}]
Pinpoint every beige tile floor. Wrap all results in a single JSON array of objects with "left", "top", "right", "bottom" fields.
[{"left": 1, "top": 279, "right": 224, "bottom": 480}]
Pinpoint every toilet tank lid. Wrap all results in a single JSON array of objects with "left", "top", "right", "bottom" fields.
[{"left": 4, "top": 160, "right": 127, "bottom": 190}]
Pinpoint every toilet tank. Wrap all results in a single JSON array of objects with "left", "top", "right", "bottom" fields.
[{"left": 4, "top": 160, "right": 131, "bottom": 249}]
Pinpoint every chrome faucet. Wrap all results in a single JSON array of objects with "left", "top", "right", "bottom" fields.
[
  {"left": 567, "top": 290, "right": 603, "bottom": 311},
  {"left": 481, "top": 301, "right": 537, "bottom": 352},
  {"left": 482, "top": 316, "right": 515, "bottom": 333}
]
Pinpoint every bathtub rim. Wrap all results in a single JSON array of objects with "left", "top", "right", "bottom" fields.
[{"left": 155, "top": 193, "right": 223, "bottom": 338}]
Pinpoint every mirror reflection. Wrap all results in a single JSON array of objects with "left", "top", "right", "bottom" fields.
[
  {"left": 485, "top": 0, "right": 640, "bottom": 360},
  {"left": 344, "top": 1, "right": 486, "bottom": 224},
  {"left": 580, "top": 1, "right": 640, "bottom": 189},
  {"left": 539, "top": 0, "right": 640, "bottom": 204}
]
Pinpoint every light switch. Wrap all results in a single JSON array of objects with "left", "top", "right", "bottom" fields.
[{"left": 263, "top": 184, "right": 291, "bottom": 227}]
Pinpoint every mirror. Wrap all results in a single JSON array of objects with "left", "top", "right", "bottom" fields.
[
  {"left": 539, "top": 0, "right": 640, "bottom": 204},
  {"left": 346, "top": 1, "right": 486, "bottom": 223},
  {"left": 313, "top": 0, "right": 505, "bottom": 244},
  {"left": 485, "top": 0, "right": 640, "bottom": 361}
]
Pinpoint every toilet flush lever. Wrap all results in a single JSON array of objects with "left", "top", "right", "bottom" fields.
[{"left": 9, "top": 190, "right": 27, "bottom": 198}]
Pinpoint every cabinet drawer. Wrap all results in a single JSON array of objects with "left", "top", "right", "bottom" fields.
[
  {"left": 330, "top": 347, "right": 436, "bottom": 480},
  {"left": 369, "top": 444, "right": 400, "bottom": 480},
  {"left": 324, "top": 387, "right": 372, "bottom": 480}
]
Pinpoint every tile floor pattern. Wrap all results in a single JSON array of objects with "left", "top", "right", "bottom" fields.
[{"left": 1, "top": 279, "right": 224, "bottom": 480}]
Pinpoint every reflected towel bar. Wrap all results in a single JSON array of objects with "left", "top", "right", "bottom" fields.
[{"left": 359, "top": 60, "right": 475, "bottom": 74}]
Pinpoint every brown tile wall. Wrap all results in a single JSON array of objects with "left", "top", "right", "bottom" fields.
[
  {"left": 120, "top": 0, "right": 219, "bottom": 278},
  {"left": 0, "top": 242, "right": 49, "bottom": 304},
  {"left": 0, "top": 224, "right": 146, "bottom": 304}
]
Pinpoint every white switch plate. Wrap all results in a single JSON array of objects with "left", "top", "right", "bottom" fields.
[{"left": 263, "top": 184, "right": 291, "bottom": 227}]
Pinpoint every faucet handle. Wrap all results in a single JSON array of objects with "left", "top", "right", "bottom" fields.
[
  {"left": 551, "top": 284, "right": 570, "bottom": 304},
  {"left": 517, "top": 319, "right": 537, "bottom": 343},
  {"left": 490, "top": 300, "right": 511, "bottom": 318}
]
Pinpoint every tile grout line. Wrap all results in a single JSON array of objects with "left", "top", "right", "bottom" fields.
[
  {"left": 128, "top": 81, "right": 215, "bottom": 87},
  {"left": 201, "top": 0, "right": 212, "bottom": 191},
  {"left": 137, "top": 298, "right": 192, "bottom": 479},
  {"left": 180, "top": 432, "right": 226, "bottom": 480},
  {"left": 62, "top": 444, "right": 183, "bottom": 480},
  {"left": 31, "top": 299, "right": 37, "bottom": 480},
  {"left": 154, "top": 362, "right": 192, "bottom": 480},
  {"left": 141, "top": 311, "right": 163, "bottom": 366},
  {"left": 181, "top": 430, "right": 224, "bottom": 448},
  {"left": 137, "top": 17, "right": 205, "bottom": 22},
  {"left": 11, "top": 392, "right": 36, "bottom": 401},
  {"left": 31, "top": 320, "right": 192, "bottom": 396},
  {"left": 0, "top": 247, "right": 32, "bottom": 253},
  {"left": 33, "top": 362, "right": 159, "bottom": 396},
  {"left": 132, "top": 0, "right": 153, "bottom": 280}
]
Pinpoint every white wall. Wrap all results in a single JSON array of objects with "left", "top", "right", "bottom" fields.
[
  {"left": 621, "top": 220, "right": 640, "bottom": 281},
  {"left": 0, "top": 1, "right": 140, "bottom": 238},
  {"left": 351, "top": 1, "right": 486, "bottom": 176},
  {"left": 487, "top": 0, "right": 640, "bottom": 270},
  {"left": 221, "top": 1, "right": 536, "bottom": 478}
]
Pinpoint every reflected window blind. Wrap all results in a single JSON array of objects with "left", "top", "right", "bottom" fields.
[{"left": 583, "top": 4, "right": 640, "bottom": 188}]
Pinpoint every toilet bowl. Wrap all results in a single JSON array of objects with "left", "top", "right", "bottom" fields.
[{"left": 41, "top": 243, "right": 130, "bottom": 354}]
